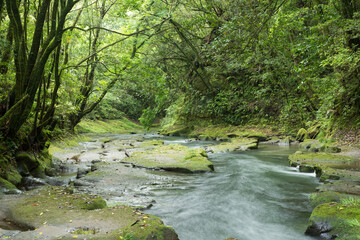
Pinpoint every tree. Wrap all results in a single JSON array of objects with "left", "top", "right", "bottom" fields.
[{"left": 1, "top": 0, "right": 79, "bottom": 141}]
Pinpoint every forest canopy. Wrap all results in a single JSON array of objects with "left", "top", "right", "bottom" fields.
[{"left": 0, "top": 0, "right": 360, "bottom": 152}]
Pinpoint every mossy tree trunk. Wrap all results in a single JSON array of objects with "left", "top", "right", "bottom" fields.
[{"left": 1, "top": 0, "right": 79, "bottom": 144}]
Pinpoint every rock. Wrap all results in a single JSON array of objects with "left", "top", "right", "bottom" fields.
[
  {"left": 91, "top": 164, "right": 98, "bottom": 172},
  {"left": 299, "top": 139, "right": 317, "bottom": 149},
  {"left": 306, "top": 201, "right": 360, "bottom": 239},
  {"left": 324, "top": 145, "right": 341, "bottom": 153},
  {"left": 0, "top": 177, "right": 20, "bottom": 194},
  {"left": 21, "top": 176, "right": 48, "bottom": 190},
  {"left": 299, "top": 165, "right": 315, "bottom": 173},
  {"left": 76, "top": 168, "right": 90, "bottom": 179},
  {"left": 305, "top": 220, "right": 333, "bottom": 236},
  {"left": 30, "top": 165, "right": 46, "bottom": 178},
  {"left": 125, "top": 144, "right": 214, "bottom": 173},
  {"left": 6, "top": 186, "right": 178, "bottom": 239},
  {"left": 296, "top": 128, "right": 308, "bottom": 142},
  {"left": 15, "top": 152, "right": 39, "bottom": 172},
  {"left": 208, "top": 138, "right": 258, "bottom": 153},
  {"left": 45, "top": 177, "right": 68, "bottom": 186},
  {"left": 278, "top": 136, "right": 291, "bottom": 146},
  {"left": 45, "top": 167, "right": 57, "bottom": 177},
  {"left": 73, "top": 179, "right": 92, "bottom": 186}
]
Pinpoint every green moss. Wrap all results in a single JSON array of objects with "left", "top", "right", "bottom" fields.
[
  {"left": 208, "top": 138, "right": 258, "bottom": 153},
  {"left": 80, "top": 196, "right": 107, "bottom": 210},
  {"left": 0, "top": 177, "right": 19, "bottom": 194},
  {"left": 308, "top": 201, "right": 360, "bottom": 239},
  {"left": 50, "top": 134, "right": 92, "bottom": 152},
  {"left": 5, "top": 169, "right": 22, "bottom": 186},
  {"left": 125, "top": 144, "right": 214, "bottom": 173},
  {"left": 299, "top": 165, "right": 315, "bottom": 173},
  {"left": 289, "top": 152, "right": 356, "bottom": 170},
  {"left": 71, "top": 227, "right": 99, "bottom": 235},
  {"left": 299, "top": 139, "right": 316, "bottom": 149},
  {"left": 9, "top": 187, "right": 107, "bottom": 227},
  {"left": 160, "top": 125, "right": 193, "bottom": 136},
  {"left": 7, "top": 186, "right": 176, "bottom": 239},
  {"left": 309, "top": 191, "right": 357, "bottom": 207},
  {"left": 118, "top": 214, "right": 178, "bottom": 240},
  {"left": 76, "top": 118, "right": 142, "bottom": 134}
]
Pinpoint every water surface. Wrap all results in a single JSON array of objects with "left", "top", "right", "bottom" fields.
[{"left": 146, "top": 143, "right": 319, "bottom": 240}]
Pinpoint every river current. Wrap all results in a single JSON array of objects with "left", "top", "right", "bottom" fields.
[{"left": 145, "top": 138, "right": 319, "bottom": 240}]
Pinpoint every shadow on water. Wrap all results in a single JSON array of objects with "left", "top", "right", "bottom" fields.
[{"left": 145, "top": 143, "right": 320, "bottom": 240}]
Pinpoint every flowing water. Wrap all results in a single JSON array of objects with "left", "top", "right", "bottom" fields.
[{"left": 145, "top": 139, "right": 319, "bottom": 240}]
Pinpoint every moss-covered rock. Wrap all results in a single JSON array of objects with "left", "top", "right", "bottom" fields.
[
  {"left": 289, "top": 153, "right": 357, "bottom": 171},
  {"left": 124, "top": 144, "right": 214, "bottom": 173},
  {"left": 5, "top": 168, "right": 22, "bottom": 187},
  {"left": 0, "top": 177, "right": 19, "bottom": 194},
  {"left": 208, "top": 138, "right": 258, "bottom": 153},
  {"left": 6, "top": 186, "right": 178, "bottom": 239},
  {"left": 296, "top": 128, "right": 308, "bottom": 142},
  {"left": 305, "top": 201, "right": 360, "bottom": 239},
  {"left": 299, "top": 139, "right": 318, "bottom": 150},
  {"left": 118, "top": 215, "right": 179, "bottom": 240},
  {"left": 299, "top": 165, "right": 315, "bottom": 173}
]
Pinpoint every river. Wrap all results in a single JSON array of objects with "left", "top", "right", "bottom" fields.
[{"left": 145, "top": 138, "right": 319, "bottom": 240}]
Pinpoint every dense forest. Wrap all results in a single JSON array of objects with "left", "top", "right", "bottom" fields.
[{"left": 0, "top": 0, "right": 360, "bottom": 179}]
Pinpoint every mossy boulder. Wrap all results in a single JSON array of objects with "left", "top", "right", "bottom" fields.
[
  {"left": 296, "top": 128, "right": 308, "bottom": 142},
  {"left": 124, "top": 144, "right": 214, "bottom": 173},
  {"left": 15, "top": 151, "right": 55, "bottom": 179},
  {"left": 323, "top": 145, "right": 342, "bottom": 153},
  {"left": 4, "top": 168, "right": 22, "bottom": 187},
  {"left": 299, "top": 139, "right": 318, "bottom": 150},
  {"left": 208, "top": 138, "right": 258, "bottom": 153},
  {"left": 299, "top": 165, "right": 315, "bottom": 173},
  {"left": 6, "top": 186, "right": 178, "bottom": 239},
  {"left": 0, "top": 177, "right": 19, "bottom": 194},
  {"left": 305, "top": 201, "right": 360, "bottom": 239},
  {"left": 289, "top": 153, "right": 357, "bottom": 171}
]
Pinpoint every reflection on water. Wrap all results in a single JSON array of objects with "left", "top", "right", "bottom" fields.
[{"left": 145, "top": 143, "right": 319, "bottom": 240}]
